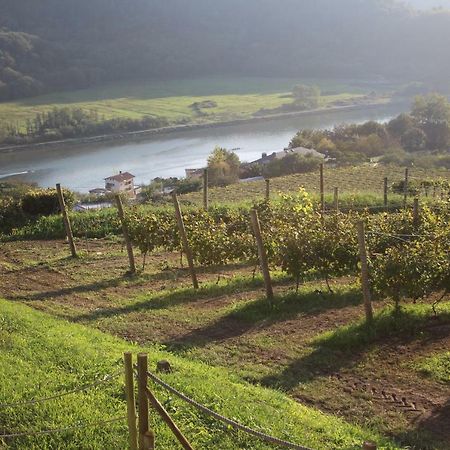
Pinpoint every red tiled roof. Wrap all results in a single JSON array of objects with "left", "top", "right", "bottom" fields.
[{"left": 105, "top": 172, "right": 135, "bottom": 182}]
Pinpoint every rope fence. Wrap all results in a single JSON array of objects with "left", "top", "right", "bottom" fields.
[
  {"left": 145, "top": 369, "right": 314, "bottom": 450},
  {"left": 0, "top": 416, "right": 126, "bottom": 439},
  {"left": 0, "top": 369, "right": 122, "bottom": 409}
]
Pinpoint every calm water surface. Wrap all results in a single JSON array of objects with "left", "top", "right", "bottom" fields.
[{"left": 0, "top": 104, "right": 408, "bottom": 192}]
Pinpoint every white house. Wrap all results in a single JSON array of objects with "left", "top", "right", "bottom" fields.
[{"left": 104, "top": 171, "right": 136, "bottom": 197}]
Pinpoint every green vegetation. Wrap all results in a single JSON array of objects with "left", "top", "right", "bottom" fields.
[
  {"left": 415, "top": 353, "right": 450, "bottom": 383},
  {"left": 0, "top": 298, "right": 401, "bottom": 449},
  {"left": 0, "top": 77, "right": 367, "bottom": 145}
]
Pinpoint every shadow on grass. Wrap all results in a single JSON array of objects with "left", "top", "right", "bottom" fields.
[
  {"left": 71, "top": 276, "right": 267, "bottom": 323},
  {"left": 164, "top": 287, "right": 362, "bottom": 351},
  {"left": 260, "top": 305, "right": 450, "bottom": 391}
]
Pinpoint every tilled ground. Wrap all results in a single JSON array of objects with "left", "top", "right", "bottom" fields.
[{"left": 1, "top": 239, "right": 449, "bottom": 448}]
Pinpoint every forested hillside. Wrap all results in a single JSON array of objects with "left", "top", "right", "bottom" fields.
[{"left": 1, "top": 0, "right": 450, "bottom": 100}]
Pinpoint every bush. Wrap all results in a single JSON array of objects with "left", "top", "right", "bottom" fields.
[{"left": 21, "top": 188, "right": 75, "bottom": 216}]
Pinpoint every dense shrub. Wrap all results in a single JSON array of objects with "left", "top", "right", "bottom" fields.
[{"left": 21, "top": 188, "right": 74, "bottom": 216}]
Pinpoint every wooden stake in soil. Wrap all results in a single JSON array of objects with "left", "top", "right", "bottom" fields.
[
  {"left": 124, "top": 353, "right": 138, "bottom": 450},
  {"left": 56, "top": 183, "right": 77, "bottom": 258},
  {"left": 357, "top": 221, "right": 373, "bottom": 323},
  {"left": 363, "top": 442, "right": 377, "bottom": 450},
  {"left": 203, "top": 168, "right": 209, "bottom": 211},
  {"left": 137, "top": 354, "right": 154, "bottom": 450},
  {"left": 265, "top": 179, "right": 270, "bottom": 201},
  {"left": 383, "top": 177, "right": 388, "bottom": 209},
  {"left": 144, "top": 387, "right": 194, "bottom": 450},
  {"left": 319, "top": 163, "right": 325, "bottom": 216},
  {"left": 115, "top": 194, "right": 136, "bottom": 274},
  {"left": 334, "top": 187, "right": 339, "bottom": 212},
  {"left": 413, "top": 198, "right": 420, "bottom": 227},
  {"left": 250, "top": 209, "right": 274, "bottom": 304},
  {"left": 403, "top": 168, "right": 409, "bottom": 208},
  {"left": 171, "top": 192, "right": 199, "bottom": 289}
]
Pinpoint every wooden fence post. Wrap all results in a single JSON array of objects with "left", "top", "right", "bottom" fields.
[
  {"left": 56, "top": 184, "right": 77, "bottom": 258},
  {"left": 319, "top": 163, "right": 325, "bottom": 215},
  {"left": 383, "top": 177, "right": 388, "bottom": 209},
  {"left": 250, "top": 209, "right": 274, "bottom": 305},
  {"left": 334, "top": 187, "right": 339, "bottom": 212},
  {"left": 124, "top": 353, "right": 138, "bottom": 450},
  {"left": 203, "top": 168, "right": 209, "bottom": 211},
  {"left": 171, "top": 192, "right": 199, "bottom": 289},
  {"left": 137, "top": 354, "right": 154, "bottom": 450},
  {"left": 403, "top": 168, "right": 409, "bottom": 208},
  {"left": 115, "top": 194, "right": 136, "bottom": 274},
  {"left": 144, "top": 387, "right": 194, "bottom": 450},
  {"left": 357, "top": 221, "right": 373, "bottom": 323},
  {"left": 413, "top": 198, "right": 420, "bottom": 227},
  {"left": 265, "top": 179, "right": 270, "bottom": 201}
]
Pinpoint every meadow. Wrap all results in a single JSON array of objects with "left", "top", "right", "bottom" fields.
[{"left": 0, "top": 77, "right": 374, "bottom": 132}]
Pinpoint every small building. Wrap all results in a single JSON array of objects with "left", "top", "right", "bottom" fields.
[
  {"left": 251, "top": 147, "right": 325, "bottom": 165},
  {"left": 185, "top": 168, "right": 204, "bottom": 179},
  {"left": 104, "top": 171, "right": 136, "bottom": 197}
]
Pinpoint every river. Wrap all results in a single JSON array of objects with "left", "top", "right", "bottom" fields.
[{"left": 0, "top": 103, "right": 408, "bottom": 192}]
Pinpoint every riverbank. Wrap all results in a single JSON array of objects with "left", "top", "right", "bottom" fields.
[{"left": 0, "top": 100, "right": 395, "bottom": 155}]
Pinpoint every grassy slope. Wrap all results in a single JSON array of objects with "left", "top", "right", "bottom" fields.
[
  {"left": 0, "top": 77, "right": 369, "bottom": 131},
  {"left": 0, "top": 298, "right": 400, "bottom": 450}
]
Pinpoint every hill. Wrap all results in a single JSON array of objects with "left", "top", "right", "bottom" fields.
[{"left": 1, "top": 0, "right": 450, "bottom": 100}]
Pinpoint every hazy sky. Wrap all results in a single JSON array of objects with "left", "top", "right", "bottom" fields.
[{"left": 408, "top": 0, "right": 450, "bottom": 9}]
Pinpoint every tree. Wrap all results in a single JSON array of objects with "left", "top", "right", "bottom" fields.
[
  {"left": 401, "top": 127, "right": 427, "bottom": 152},
  {"left": 292, "top": 84, "right": 321, "bottom": 110},
  {"left": 387, "top": 113, "right": 414, "bottom": 138},
  {"left": 207, "top": 147, "right": 241, "bottom": 186},
  {"left": 411, "top": 94, "right": 450, "bottom": 149}
]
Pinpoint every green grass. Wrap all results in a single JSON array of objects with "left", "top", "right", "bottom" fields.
[
  {"left": 414, "top": 352, "right": 450, "bottom": 383},
  {"left": 0, "top": 298, "right": 400, "bottom": 450},
  {"left": 0, "top": 77, "right": 369, "bottom": 132}
]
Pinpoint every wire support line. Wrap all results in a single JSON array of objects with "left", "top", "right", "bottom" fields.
[
  {"left": 0, "top": 370, "right": 122, "bottom": 409},
  {"left": 0, "top": 416, "right": 126, "bottom": 439},
  {"left": 145, "top": 370, "right": 314, "bottom": 450},
  {"left": 367, "top": 230, "right": 439, "bottom": 239}
]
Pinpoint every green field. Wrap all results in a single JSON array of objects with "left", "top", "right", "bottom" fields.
[
  {"left": 0, "top": 298, "right": 400, "bottom": 449},
  {"left": 0, "top": 77, "right": 373, "bottom": 132}
]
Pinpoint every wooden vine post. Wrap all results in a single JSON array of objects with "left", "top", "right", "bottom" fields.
[
  {"left": 334, "top": 187, "right": 339, "bottom": 212},
  {"left": 413, "top": 198, "right": 420, "bottom": 227},
  {"left": 115, "top": 194, "right": 136, "bottom": 274},
  {"left": 137, "top": 353, "right": 155, "bottom": 450},
  {"left": 171, "top": 192, "right": 199, "bottom": 289},
  {"left": 56, "top": 183, "right": 77, "bottom": 258},
  {"left": 319, "top": 163, "right": 325, "bottom": 217},
  {"left": 403, "top": 168, "right": 409, "bottom": 208},
  {"left": 203, "top": 168, "right": 209, "bottom": 211},
  {"left": 357, "top": 221, "right": 373, "bottom": 323},
  {"left": 250, "top": 209, "right": 274, "bottom": 305},
  {"left": 265, "top": 179, "right": 270, "bottom": 201},
  {"left": 124, "top": 353, "right": 138, "bottom": 450},
  {"left": 383, "top": 177, "right": 388, "bottom": 209},
  {"left": 144, "top": 387, "right": 194, "bottom": 450}
]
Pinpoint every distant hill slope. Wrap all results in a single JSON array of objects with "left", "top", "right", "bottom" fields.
[{"left": 1, "top": 0, "right": 450, "bottom": 101}]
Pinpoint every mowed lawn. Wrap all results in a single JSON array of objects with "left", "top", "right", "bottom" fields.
[{"left": 0, "top": 77, "right": 368, "bottom": 131}]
